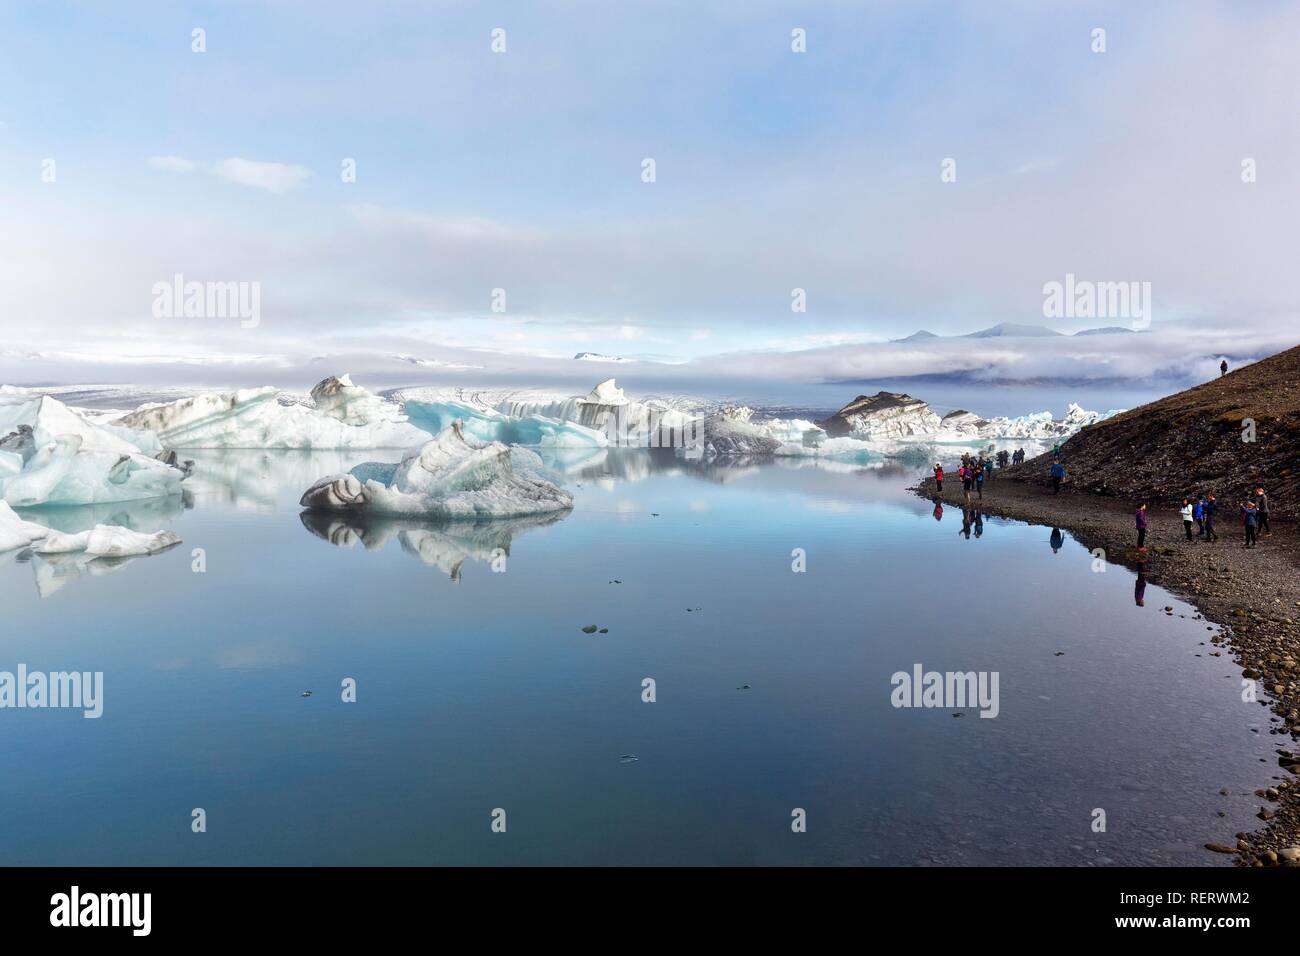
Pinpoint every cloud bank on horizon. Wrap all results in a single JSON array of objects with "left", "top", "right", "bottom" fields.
[{"left": 1, "top": 0, "right": 1297, "bottom": 398}]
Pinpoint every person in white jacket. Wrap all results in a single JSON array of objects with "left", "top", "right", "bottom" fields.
[{"left": 1180, "top": 499, "right": 1194, "bottom": 541}]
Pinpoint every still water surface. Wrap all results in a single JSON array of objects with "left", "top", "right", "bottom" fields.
[{"left": 0, "top": 450, "right": 1275, "bottom": 864}]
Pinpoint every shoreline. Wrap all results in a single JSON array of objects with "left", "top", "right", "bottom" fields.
[{"left": 913, "top": 472, "right": 1300, "bottom": 867}]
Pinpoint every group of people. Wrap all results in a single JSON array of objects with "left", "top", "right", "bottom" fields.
[
  {"left": 933, "top": 448, "right": 1027, "bottom": 506},
  {"left": 1138, "top": 488, "right": 1272, "bottom": 550}
]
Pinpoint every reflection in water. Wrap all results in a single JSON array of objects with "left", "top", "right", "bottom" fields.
[
  {"left": 932, "top": 502, "right": 943, "bottom": 522},
  {"left": 13, "top": 492, "right": 190, "bottom": 534},
  {"left": 3, "top": 493, "right": 191, "bottom": 598},
  {"left": 5, "top": 545, "right": 161, "bottom": 599},
  {"left": 298, "top": 510, "right": 568, "bottom": 580},
  {"left": 184, "top": 449, "right": 385, "bottom": 511},
  {"left": 1135, "top": 563, "right": 1147, "bottom": 607},
  {"left": 1049, "top": 527, "right": 1064, "bottom": 553}
]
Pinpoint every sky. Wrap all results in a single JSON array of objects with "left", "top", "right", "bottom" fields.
[{"left": 1, "top": 1, "right": 1298, "bottom": 412}]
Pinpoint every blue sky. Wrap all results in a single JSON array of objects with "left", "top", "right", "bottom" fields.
[{"left": 1, "top": 1, "right": 1298, "bottom": 404}]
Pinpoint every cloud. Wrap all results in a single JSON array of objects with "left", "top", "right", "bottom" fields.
[
  {"left": 147, "top": 155, "right": 196, "bottom": 173},
  {"left": 212, "top": 157, "right": 311, "bottom": 193}
]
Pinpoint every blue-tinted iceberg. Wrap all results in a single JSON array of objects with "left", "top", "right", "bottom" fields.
[
  {"left": 300, "top": 422, "right": 573, "bottom": 519},
  {"left": 405, "top": 399, "right": 608, "bottom": 448},
  {"left": 0, "top": 391, "right": 187, "bottom": 507}
]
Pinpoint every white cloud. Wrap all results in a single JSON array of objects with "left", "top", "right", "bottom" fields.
[
  {"left": 212, "top": 157, "right": 311, "bottom": 193},
  {"left": 147, "top": 155, "right": 196, "bottom": 173}
]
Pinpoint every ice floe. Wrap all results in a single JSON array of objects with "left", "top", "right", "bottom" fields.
[
  {"left": 114, "top": 374, "right": 431, "bottom": 450},
  {"left": 300, "top": 422, "right": 573, "bottom": 519}
]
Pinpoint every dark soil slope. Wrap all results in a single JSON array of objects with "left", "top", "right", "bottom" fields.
[{"left": 1005, "top": 345, "right": 1300, "bottom": 516}]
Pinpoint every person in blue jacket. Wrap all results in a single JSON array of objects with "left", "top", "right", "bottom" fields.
[{"left": 1049, "top": 458, "right": 1066, "bottom": 494}]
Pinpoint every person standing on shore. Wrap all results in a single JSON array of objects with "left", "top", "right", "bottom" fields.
[
  {"left": 933, "top": 463, "right": 943, "bottom": 494},
  {"left": 1220, "top": 359, "right": 1228, "bottom": 377},
  {"left": 1135, "top": 502, "right": 1149, "bottom": 551},
  {"left": 1255, "top": 488, "right": 1271, "bottom": 536},
  {"left": 1180, "top": 498, "right": 1194, "bottom": 540},
  {"left": 1193, "top": 497, "right": 1205, "bottom": 536},
  {"left": 961, "top": 464, "right": 973, "bottom": 507},
  {"left": 1049, "top": 458, "right": 1066, "bottom": 494},
  {"left": 1204, "top": 495, "right": 1219, "bottom": 542},
  {"left": 1243, "top": 500, "right": 1259, "bottom": 548},
  {"left": 975, "top": 462, "right": 985, "bottom": 500}
]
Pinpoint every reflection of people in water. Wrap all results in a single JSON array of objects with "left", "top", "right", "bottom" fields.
[
  {"left": 932, "top": 502, "right": 943, "bottom": 521},
  {"left": 1049, "top": 527, "right": 1063, "bottom": 553},
  {"left": 1134, "top": 565, "right": 1147, "bottom": 607},
  {"left": 973, "top": 510, "right": 984, "bottom": 538},
  {"left": 958, "top": 509, "right": 972, "bottom": 539}
]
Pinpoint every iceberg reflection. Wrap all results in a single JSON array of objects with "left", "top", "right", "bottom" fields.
[{"left": 298, "top": 510, "right": 568, "bottom": 580}]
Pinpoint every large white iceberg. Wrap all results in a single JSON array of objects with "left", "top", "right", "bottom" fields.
[
  {"left": 300, "top": 422, "right": 573, "bottom": 519},
  {"left": 0, "top": 391, "right": 186, "bottom": 507},
  {"left": 114, "top": 374, "right": 431, "bottom": 450}
]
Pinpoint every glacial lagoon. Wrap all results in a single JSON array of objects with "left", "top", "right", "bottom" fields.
[{"left": 0, "top": 449, "right": 1278, "bottom": 865}]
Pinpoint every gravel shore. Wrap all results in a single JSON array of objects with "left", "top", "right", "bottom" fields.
[{"left": 914, "top": 472, "right": 1300, "bottom": 867}]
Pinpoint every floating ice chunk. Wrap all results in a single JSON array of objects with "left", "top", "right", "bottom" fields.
[
  {"left": 82, "top": 525, "right": 182, "bottom": 557},
  {"left": 300, "top": 422, "right": 573, "bottom": 519},
  {"left": 31, "top": 529, "right": 92, "bottom": 553},
  {"left": 0, "top": 434, "right": 184, "bottom": 507},
  {"left": 0, "top": 501, "right": 51, "bottom": 552},
  {"left": 114, "top": 375, "right": 432, "bottom": 449}
]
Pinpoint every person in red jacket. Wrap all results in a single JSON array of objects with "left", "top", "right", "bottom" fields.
[{"left": 933, "top": 463, "right": 944, "bottom": 494}]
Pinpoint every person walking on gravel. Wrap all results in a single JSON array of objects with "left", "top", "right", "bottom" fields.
[
  {"left": 1180, "top": 498, "right": 1194, "bottom": 540},
  {"left": 1193, "top": 496, "right": 1205, "bottom": 536},
  {"left": 1204, "top": 495, "right": 1219, "bottom": 542},
  {"left": 1243, "top": 500, "right": 1259, "bottom": 548},
  {"left": 1135, "top": 502, "right": 1149, "bottom": 551},
  {"left": 1220, "top": 358, "right": 1228, "bottom": 377},
  {"left": 1049, "top": 458, "right": 1066, "bottom": 494},
  {"left": 1255, "top": 488, "right": 1271, "bottom": 536}
]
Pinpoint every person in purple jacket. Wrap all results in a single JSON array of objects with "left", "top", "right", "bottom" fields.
[{"left": 1135, "top": 501, "right": 1149, "bottom": 551}]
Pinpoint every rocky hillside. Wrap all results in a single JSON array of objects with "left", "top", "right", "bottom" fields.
[{"left": 1005, "top": 344, "right": 1300, "bottom": 517}]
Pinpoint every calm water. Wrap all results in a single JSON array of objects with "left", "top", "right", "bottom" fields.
[{"left": 0, "top": 449, "right": 1276, "bottom": 865}]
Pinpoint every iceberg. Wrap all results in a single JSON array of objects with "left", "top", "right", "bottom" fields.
[
  {"left": 0, "top": 501, "right": 50, "bottom": 552},
  {"left": 300, "top": 422, "right": 573, "bottom": 519},
  {"left": 0, "top": 434, "right": 185, "bottom": 507},
  {"left": 33, "top": 525, "right": 181, "bottom": 557},
  {"left": 404, "top": 398, "right": 608, "bottom": 448},
  {"left": 493, "top": 379, "right": 699, "bottom": 447},
  {"left": 0, "top": 391, "right": 187, "bottom": 508},
  {"left": 114, "top": 374, "right": 431, "bottom": 450},
  {"left": 0, "top": 500, "right": 181, "bottom": 557},
  {"left": 815, "top": 390, "right": 1124, "bottom": 452},
  {"left": 697, "top": 408, "right": 780, "bottom": 457}
]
